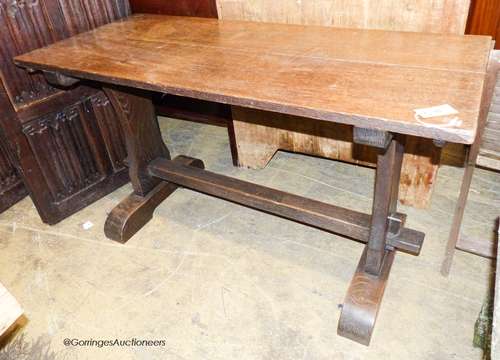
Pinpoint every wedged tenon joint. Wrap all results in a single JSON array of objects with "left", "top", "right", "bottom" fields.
[{"left": 353, "top": 127, "right": 393, "bottom": 149}]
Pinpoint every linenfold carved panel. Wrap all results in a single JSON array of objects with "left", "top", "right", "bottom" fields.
[
  {"left": 0, "top": 0, "right": 131, "bottom": 107},
  {"left": 0, "top": 138, "right": 20, "bottom": 192},
  {"left": 90, "top": 91, "right": 128, "bottom": 172},
  {"left": 22, "top": 92, "right": 127, "bottom": 203}
]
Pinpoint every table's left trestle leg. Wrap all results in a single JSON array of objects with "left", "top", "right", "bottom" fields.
[{"left": 102, "top": 86, "right": 204, "bottom": 242}]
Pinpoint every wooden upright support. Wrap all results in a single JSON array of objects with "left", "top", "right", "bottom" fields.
[
  {"left": 441, "top": 49, "right": 500, "bottom": 275},
  {"left": 338, "top": 131, "right": 404, "bottom": 344}
]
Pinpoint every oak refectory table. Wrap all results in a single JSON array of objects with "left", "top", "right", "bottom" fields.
[{"left": 14, "top": 14, "right": 496, "bottom": 346}]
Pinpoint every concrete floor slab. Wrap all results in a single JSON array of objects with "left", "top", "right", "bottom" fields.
[{"left": 0, "top": 118, "right": 498, "bottom": 359}]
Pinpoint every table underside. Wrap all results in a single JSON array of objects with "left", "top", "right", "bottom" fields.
[{"left": 97, "top": 85, "right": 424, "bottom": 346}]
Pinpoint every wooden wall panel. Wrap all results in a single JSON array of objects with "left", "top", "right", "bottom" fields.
[{"left": 217, "top": 0, "right": 470, "bottom": 33}]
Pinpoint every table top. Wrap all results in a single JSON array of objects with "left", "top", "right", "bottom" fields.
[{"left": 15, "top": 14, "right": 493, "bottom": 144}]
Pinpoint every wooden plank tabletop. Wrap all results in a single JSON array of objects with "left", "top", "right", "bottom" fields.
[{"left": 15, "top": 14, "right": 493, "bottom": 144}]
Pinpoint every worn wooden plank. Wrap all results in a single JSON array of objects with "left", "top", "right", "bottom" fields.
[
  {"left": 456, "top": 233, "right": 496, "bottom": 258},
  {"left": 15, "top": 15, "right": 492, "bottom": 144},
  {"left": 477, "top": 152, "right": 500, "bottom": 170}
]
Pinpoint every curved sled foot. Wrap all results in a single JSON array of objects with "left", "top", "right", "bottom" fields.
[
  {"left": 337, "top": 246, "right": 395, "bottom": 345},
  {"left": 105, "top": 156, "right": 204, "bottom": 243}
]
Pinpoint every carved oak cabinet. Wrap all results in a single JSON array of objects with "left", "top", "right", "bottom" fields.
[
  {"left": 0, "top": 126, "right": 27, "bottom": 213},
  {"left": 0, "top": 0, "right": 130, "bottom": 223}
]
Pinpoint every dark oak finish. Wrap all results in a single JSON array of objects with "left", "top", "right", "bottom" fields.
[
  {"left": 101, "top": 85, "right": 170, "bottom": 243},
  {"left": 105, "top": 156, "right": 205, "bottom": 243},
  {"left": 366, "top": 139, "right": 404, "bottom": 274},
  {"left": 15, "top": 15, "right": 493, "bottom": 345},
  {"left": 0, "top": 84, "right": 129, "bottom": 224},
  {"left": 130, "top": 0, "right": 218, "bottom": 17},
  {"left": 0, "top": 0, "right": 130, "bottom": 109},
  {"left": 104, "top": 87, "right": 169, "bottom": 196},
  {"left": 338, "top": 247, "right": 395, "bottom": 345},
  {"left": 148, "top": 157, "right": 423, "bottom": 255},
  {"left": 0, "top": 129, "right": 28, "bottom": 214},
  {"left": 352, "top": 127, "right": 393, "bottom": 149},
  {"left": 128, "top": 0, "right": 233, "bottom": 159},
  {"left": 0, "top": 0, "right": 131, "bottom": 223}
]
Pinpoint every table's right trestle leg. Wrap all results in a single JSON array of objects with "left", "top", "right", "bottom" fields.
[{"left": 338, "top": 133, "right": 404, "bottom": 345}]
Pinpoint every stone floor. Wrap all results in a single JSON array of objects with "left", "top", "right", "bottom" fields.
[{"left": 0, "top": 117, "right": 499, "bottom": 359}]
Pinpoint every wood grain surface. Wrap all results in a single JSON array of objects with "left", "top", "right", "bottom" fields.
[
  {"left": 15, "top": 15, "right": 492, "bottom": 144},
  {"left": 217, "top": 0, "right": 471, "bottom": 34},
  {"left": 148, "top": 156, "right": 424, "bottom": 254},
  {"left": 337, "top": 247, "right": 395, "bottom": 345}
]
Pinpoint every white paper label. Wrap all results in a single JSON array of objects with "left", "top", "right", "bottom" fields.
[
  {"left": 82, "top": 221, "right": 94, "bottom": 230},
  {"left": 414, "top": 104, "right": 458, "bottom": 119}
]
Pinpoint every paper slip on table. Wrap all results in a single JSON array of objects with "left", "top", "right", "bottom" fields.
[{"left": 15, "top": 14, "right": 496, "bottom": 346}]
